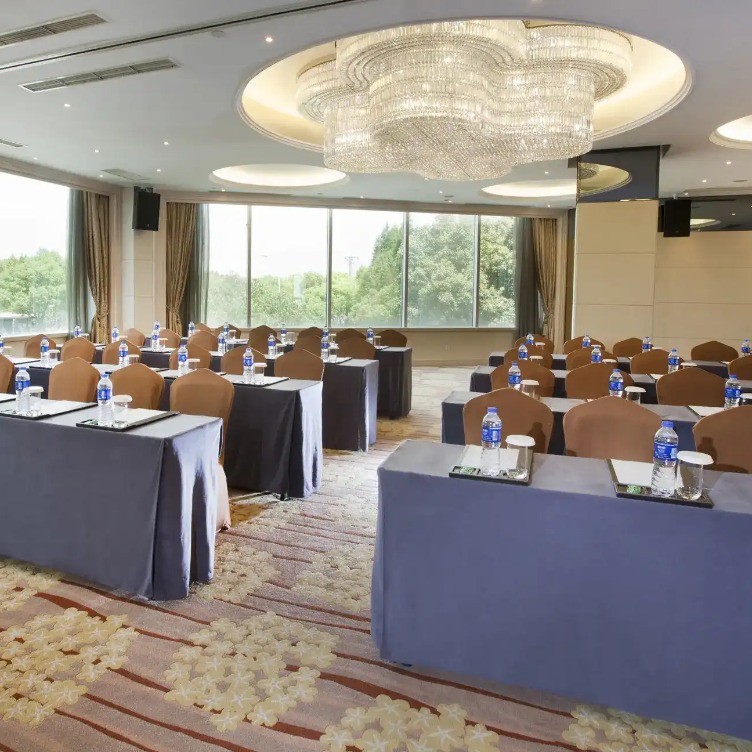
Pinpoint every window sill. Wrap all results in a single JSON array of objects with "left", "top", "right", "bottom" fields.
[{"left": 1, "top": 332, "right": 69, "bottom": 342}]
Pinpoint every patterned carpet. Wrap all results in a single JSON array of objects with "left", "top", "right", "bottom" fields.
[{"left": 0, "top": 366, "right": 748, "bottom": 750}]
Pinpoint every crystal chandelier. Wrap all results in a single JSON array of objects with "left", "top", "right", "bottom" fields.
[{"left": 296, "top": 20, "right": 632, "bottom": 181}]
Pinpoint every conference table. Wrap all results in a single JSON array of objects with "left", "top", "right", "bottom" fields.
[
  {"left": 441, "top": 391, "right": 698, "bottom": 453},
  {"left": 373, "top": 440, "right": 752, "bottom": 739},
  {"left": 0, "top": 400, "right": 222, "bottom": 600},
  {"left": 489, "top": 351, "right": 632, "bottom": 372}
]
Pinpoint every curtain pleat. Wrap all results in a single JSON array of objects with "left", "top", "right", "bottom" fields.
[
  {"left": 166, "top": 202, "right": 198, "bottom": 333},
  {"left": 83, "top": 192, "right": 111, "bottom": 343},
  {"left": 532, "top": 217, "right": 558, "bottom": 338},
  {"left": 515, "top": 218, "right": 539, "bottom": 338},
  {"left": 66, "top": 190, "right": 90, "bottom": 334},
  {"left": 180, "top": 204, "right": 210, "bottom": 329}
]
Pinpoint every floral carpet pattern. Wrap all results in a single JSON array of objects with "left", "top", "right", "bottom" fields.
[{"left": 0, "top": 366, "right": 747, "bottom": 750}]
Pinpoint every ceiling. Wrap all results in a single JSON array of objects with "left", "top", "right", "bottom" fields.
[{"left": 2, "top": 0, "right": 752, "bottom": 209}]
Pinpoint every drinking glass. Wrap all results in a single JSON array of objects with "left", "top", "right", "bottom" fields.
[
  {"left": 520, "top": 379, "right": 539, "bottom": 399},
  {"left": 253, "top": 362, "right": 266, "bottom": 384},
  {"left": 159, "top": 338, "right": 168, "bottom": 352},
  {"left": 374, "top": 335, "right": 382, "bottom": 348},
  {"left": 329, "top": 343, "right": 339, "bottom": 362},
  {"left": 529, "top": 355, "right": 543, "bottom": 363},
  {"left": 113, "top": 395, "right": 132, "bottom": 427},
  {"left": 228, "top": 329, "right": 237, "bottom": 343},
  {"left": 603, "top": 358, "right": 617, "bottom": 365},
  {"left": 287, "top": 332, "right": 296, "bottom": 345},
  {"left": 681, "top": 362, "right": 697, "bottom": 368},
  {"left": 47, "top": 349, "right": 60, "bottom": 367},
  {"left": 187, "top": 358, "right": 201, "bottom": 373},
  {"left": 624, "top": 386, "right": 645, "bottom": 403},
  {"left": 676, "top": 451, "right": 713, "bottom": 501},
  {"left": 28, "top": 386, "right": 44, "bottom": 417},
  {"left": 505, "top": 435, "right": 536, "bottom": 481},
  {"left": 127, "top": 354, "right": 140, "bottom": 366},
  {"left": 742, "top": 394, "right": 752, "bottom": 405}
]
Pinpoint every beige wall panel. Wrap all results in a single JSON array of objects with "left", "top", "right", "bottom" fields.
[
  {"left": 404, "top": 330, "right": 515, "bottom": 366},
  {"left": 576, "top": 201, "right": 659, "bottom": 255},
  {"left": 133, "top": 296, "right": 156, "bottom": 335},
  {"left": 573, "top": 305, "right": 655, "bottom": 350},
  {"left": 575, "top": 253, "right": 655, "bottom": 306},
  {"left": 656, "top": 232, "right": 752, "bottom": 269},
  {"left": 653, "top": 302, "right": 752, "bottom": 341},
  {"left": 654, "top": 267, "right": 752, "bottom": 305}
]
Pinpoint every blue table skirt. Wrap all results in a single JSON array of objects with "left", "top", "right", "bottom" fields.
[{"left": 489, "top": 352, "right": 632, "bottom": 373}]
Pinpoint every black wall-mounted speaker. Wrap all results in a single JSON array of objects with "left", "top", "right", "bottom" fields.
[
  {"left": 132, "top": 187, "right": 161, "bottom": 231},
  {"left": 662, "top": 199, "right": 691, "bottom": 237}
]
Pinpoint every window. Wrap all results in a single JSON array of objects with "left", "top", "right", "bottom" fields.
[
  {"left": 478, "top": 216, "right": 517, "bottom": 328},
  {"left": 250, "top": 206, "right": 328, "bottom": 328},
  {"left": 407, "top": 213, "right": 475, "bottom": 327},
  {"left": 331, "top": 209, "right": 403, "bottom": 327},
  {"left": 0, "top": 172, "right": 69, "bottom": 335},
  {"left": 206, "top": 204, "right": 248, "bottom": 327}
]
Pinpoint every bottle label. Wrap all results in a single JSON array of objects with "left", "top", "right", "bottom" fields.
[
  {"left": 508, "top": 374, "right": 521, "bottom": 386},
  {"left": 726, "top": 387, "right": 741, "bottom": 400},
  {"left": 179, "top": 353, "right": 188, "bottom": 363},
  {"left": 669, "top": 357, "right": 678, "bottom": 366},
  {"left": 519, "top": 351, "right": 528, "bottom": 359},
  {"left": 15, "top": 379, "right": 27, "bottom": 392},
  {"left": 654, "top": 440, "right": 678, "bottom": 461},
  {"left": 482, "top": 426, "right": 501, "bottom": 444},
  {"left": 98, "top": 387, "right": 112, "bottom": 402},
  {"left": 609, "top": 379, "right": 622, "bottom": 392},
  {"left": 592, "top": 354, "right": 602, "bottom": 362},
  {"left": 243, "top": 357, "right": 253, "bottom": 368},
  {"left": 643, "top": 343, "right": 651, "bottom": 351}
]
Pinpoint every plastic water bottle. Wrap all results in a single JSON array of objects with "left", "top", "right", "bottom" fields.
[
  {"left": 223, "top": 322, "right": 230, "bottom": 336},
  {"left": 518, "top": 343, "right": 528, "bottom": 361},
  {"left": 280, "top": 323, "right": 287, "bottom": 345},
  {"left": 591, "top": 345, "right": 602, "bottom": 363},
  {"left": 725, "top": 374, "right": 741, "bottom": 409},
  {"left": 320, "top": 334, "right": 329, "bottom": 361},
  {"left": 609, "top": 369, "right": 624, "bottom": 397},
  {"left": 40, "top": 337, "right": 50, "bottom": 366},
  {"left": 118, "top": 341, "right": 129, "bottom": 368},
  {"left": 366, "top": 327, "right": 374, "bottom": 344},
  {"left": 323, "top": 326, "right": 329, "bottom": 342},
  {"left": 242, "top": 348, "right": 254, "bottom": 384},
  {"left": 651, "top": 421, "right": 678, "bottom": 497},
  {"left": 508, "top": 361, "right": 522, "bottom": 389},
  {"left": 73, "top": 325, "right": 82, "bottom": 338},
  {"left": 267, "top": 334, "right": 276, "bottom": 358},
  {"left": 153, "top": 320, "right": 161, "bottom": 334},
  {"left": 177, "top": 339, "right": 189, "bottom": 375},
  {"left": 742, "top": 339, "right": 751, "bottom": 356},
  {"left": 0, "top": 334, "right": 4, "bottom": 355},
  {"left": 480, "top": 407, "right": 502, "bottom": 477},
  {"left": 151, "top": 329, "right": 159, "bottom": 351},
  {"left": 526, "top": 333, "right": 535, "bottom": 347},
  {"left": 111, "top": 326, "right": 119, "bottom": 343},
  {"left": 15, "top": 367, "right": 30, "bottom": 415},
  {"left": 188, "top": 321, "right": 195, "bottom": 339},
  {"left": 218, "top": 332, "right": 227, "bottom": 355},
  {"left": 97, "top": 372, "right": 114, "bottom": 427},
  {"left": 582, "top": 334, "right": 591, "bottom": 348},
  {"left": 642, "top": 336, "right": 652, "bottom": 352},
  {"left": 668, "top": 349, "right": 680, "bottom": 373}
]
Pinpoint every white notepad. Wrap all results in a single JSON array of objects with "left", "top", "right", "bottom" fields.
[
  {"left": 609, "top": 459, "right": 653, "bottom": 487},
  {"left": 690, "top": 405, "right": 724, "bottom": 418}
]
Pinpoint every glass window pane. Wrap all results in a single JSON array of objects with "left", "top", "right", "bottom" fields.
[
  {"left": 478, "top": 216, "right": 517, "bottom": 328},
  {"left": 0, "top": 172, "right": 69, "bottom": 335},
  {"left": 331, "top": 209, "right": 403, "bottom": 327},
  {"left": 207, "top": 204, "right": 248, "bottom": 327},
  {"left": 250, "top": 206, "right": 328, "bottom": 328},
  {"left": 407, "top": 213, "right": 474, "bottom": 327}
]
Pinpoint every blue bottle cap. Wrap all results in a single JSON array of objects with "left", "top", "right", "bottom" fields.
[
  {"left": 512, "top": 361, "right": 518, "bottom": 366},
  {"left": 730, "top": 374, "right": 737, "bottom": 379},
  {"left": 487, "top": 407, "right": 498, "bottom": 413},
  {"left": 661, "top": 420, "right": 674, "bottom": 428}
]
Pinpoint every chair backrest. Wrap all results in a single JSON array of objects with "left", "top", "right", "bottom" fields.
[
  {"left": 490, "top": 361, "right": 556, "bottom": 398},
  {"left": 221, "top": 346, "right": 266, "bottom": 375},
  {"left": 462, "top": 388, "right": 555, "bottom": 454},
  {"left": 504, "top": 346, "right": 553, "bottom": 369},
  {"left": 299, "top": 326, "right": 323, "bottom": 338},
  {"left": 188, "top": 330, "right": 219, "bottom": 351},
  {"left": 630, "top": 348, "right": 674, "bottom": 375},
  {"left": 693, "top": 406, "right": 752, "bottom": 473},
  {"left": 123, "top": 328, "right": 146, "bottom": 347},
  {"left": 159, "top": 328, "right": 182, "bottom": 348},
  {"left": 728, "top": 356, "right": 752, "bottom": 381},
  {"left": 110, "top": 363, "right": 165, "bottom": 410},
  {"left": 24, "top": 334, "right": 58, "bottom": 358},
  {"left": 565, "top": 363, "right": 634, "bottom": 399},
  {"left": 565, "top": 347, "right": 617, "bottom": 371},
  {"left": 169, "top": 369, "right": 235, "bottom": 463},
  {"left": 563, "top": 336, "right": 605, "bottom": 354},
  {"left": 338, "top": 338, "right": 377, "bottom": 359},
  {"left": 337, "top": 328, "right": 366, "bottom": 341},
  {"left": 250, "top": 325, "right": 277, "bottom": 340},
  {"left": 61, "top": 338, "right": 96, "bottom": 363},
  {"left": 48, "top": 357, "right": 99, "bottom": 402},
  {"left": 169, "top": 343, "right": 211, "bottom": 370},
  {"left": 691, "top": 340, "right": 739, "bottom": 362},
  {"left": 514, "top": 335, "right": 554, "bottom": 353},
  {"left": 0, "top": 353, "right": 13, "bottom": 393},
  {"left": 612, "top": 337, "right": 644, "bottom": 358},
  {"left": 248, "top": 330, "right": 274, "bottom": 353},
  {"left": 377, "top": 329, "right": 408, "bottom": 347},
  {"left": 274, "top": 349, "right": 325, "bottom": 380},
  {"left": 564, "top": 397, "right": 662, "bottom": 462},
  {"left": 195, "top": 323, "right": 213, "bottom": 333},
  {"left": 656, "top": 368, "right": 725, "bottom": 407},
  {"left": 295, "top": 334, "right": 322, "bottom": 355},
  {"left": 101, "top": 339, "right": 141, "bottom": 365}
]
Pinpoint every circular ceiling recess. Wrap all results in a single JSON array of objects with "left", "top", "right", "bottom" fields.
[
  {"left": 579, "top": 164, "right": 632, "bottom": 196},
  {"left": 710, "top": 115, "right": 752, "bottom": 149},
  {"left": 210, "top": 163, "right": 348, "bottom": 189},
  {"left": 690, "top": 218, "right": 719, "bottom": 228}
]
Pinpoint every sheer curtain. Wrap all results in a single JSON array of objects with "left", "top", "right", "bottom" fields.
[
  {"left": 180, "top": 204, "right": 210, "bottom": 329},
  {"left": 83, "top": 192, "right": 111, "bottom": 342},
  {"left": 166, "top": 202, "right": 198, "bottom": 333},
  {"left": 532, "top": 218, "right": 558, "bottom": 338},
  {"left": 515, "top": 218, "right": 539, "bottom": 338}
]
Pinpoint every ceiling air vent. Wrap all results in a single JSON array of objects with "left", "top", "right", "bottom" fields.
[
  {"left": 0, "top": 138, "right": 25, "bottom": 148},
  {"left": 21, "top": 58, "right": 179, "bottom": 92},
  {"left": 0, "top": 13, "right": 105, "bottom": 48},
  {"left": 102, "top": 169, "right": 150, "bottom": 183}
]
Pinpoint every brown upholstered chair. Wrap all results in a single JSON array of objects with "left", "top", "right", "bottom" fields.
[
  {"left": 377, "top": 329, "right": 408, "bottom": 347},
  {"left": 101, "top": 339, "right": 141, "bottom": 365},
  {"left": 490, "top": 361, "right": 556, "bottom": 398},
  {"left": 169, "top": 343, "right": 211, "bottom": 370},
  {"left": 338, "top": 338, "right": 377, "bottom": 359},
  {"left": 123, "top": 328, "right": 146, "bottom": 347},
  {"left": 693, "top": 406, "right": 752, "bottom": 473},
  {"left": 0, "top": 354, "right": 14, "bottom": 393},
  {"left": 274, "top": 349, "right": 325, "bottom": 381},
  {"left": 630, "top": 349, "right": 675, "bottom": 375},
  {"left": 337, "top": 328, "right": 367, "bottom": 341},
  {"left": 194, "top": 322, "right": 213, "bottom": 333},
  {"left": 504, "top": 346, "right": 553, "bottom": 369},
  {"left": 565, "top": 363, "right": 634, "bottom": 400},
  {"left": 566, "top": 347, "right": 617, "bottom": 371},
  {"left": 110, "top": 363, "right": 165, "bottom": 410},
  {"left": 158, "top": 328, "right": 182, "bottom": 348},
  {"left": 564, "top": 397, "right": 662, "bottom": 462},
  {"left": 221, "top": 346, "right": 266, "bottom": 375},
  {"left": 691, "top": 340, "right": 739, "bottom": 362},
  {"left": 462, "top": 388, "right": 554, "bottom": 454},
  {"left": 24, "top": 334, "right": 58, "bottom": 358},
  {"left": 294, "top": 334, "right": 322, "bottom": 355},
  {"left": 188, "top": 330, "right": 219, "bottom": 351},
  {"left": 249, "top": 330, "right": 275, "bottom": 353},
  {"left": 656, "top": 368, "right": 725, "bottom": 407},
  {"left": 250, "top": 325, "right": 277, "bottom": 340},
  {"left": 613, "top": 337, "right": 644, "bottom": 358},
  {"left": 299, "top": 326, "right": 324, "bottom": 338},
  {"left": 61, "top": 338, "right": 96, "bottom": 363},
  {"left": 563, "top": 336, "right": 605, "bottom": 354},
  {"left": 728, "top": 356, "right": 752, "bottom": 381},
  {"left": 514, "top": 335, "right": 554, "bottom": 354},
  {"left": 48, "top": 357, "right": 99, "bottom": 402}
]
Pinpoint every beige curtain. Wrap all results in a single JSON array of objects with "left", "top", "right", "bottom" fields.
[
  {"left": 83, "top": 192, "right": 111, "bottom": 343},
  {"left": 166, "top": 202, "right": 198, "bottom": 333},
  {"left": 532, "top": 217, "right": 558, "bottom": 338}
]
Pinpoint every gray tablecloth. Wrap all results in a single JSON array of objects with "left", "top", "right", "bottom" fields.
[
  {"left": 376, "top": 347, "right": 412, "bottom": 418},
  {"left": 441, "top": 391, "right": 697, "bottom": 454},
  {"left": 0, "top": 407, "right": 221, "bottom": 600},
  {"left": 692, "top": 360, "right": 730, "bottom": 378},
  {"left": 374, "top": 440, "right": 752, "bottom": 739},
  {"left": 488, "top": 352, "right": 632, "bottom": 373}
]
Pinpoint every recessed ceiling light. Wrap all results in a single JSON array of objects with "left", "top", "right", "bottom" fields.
[
  {"left": 684, "top": 191, "right": 689, "bottom": 195},
  {"left": 265, "top": 35, "right": 274, "bottom": 43},
  {"left": 726, "top": 161, "right": 732, "bottom": 165},
  {"left": 163, "top": 141, "right": 169, "bottom": 146},
  {"left": 32, "top": 157, "right": 38, "bottom": 160},
  {"left": 156, "top": 169, "right": 162, "bottom": 173},
  {"left": 94, "top": 149, "right": 99, "bottom": 153},
  {"left": 360, "top": 195, "right": 364, "bottom": 199},
  {"left": 439, "top": 190, "right": 443, "bottom": 194},
  {"left": 221, "top": 189, "right": 226, "bottom": 192},
  {"left": 547, "top": 204, "right": 551, "bottom": 208},
  {"left": 544, "top": 171, "right": 549, "bottom": 175},
  {"left": 702, "top": 179, "right": 707, "bottom": 183},
  {"left": 732, "top": 213, "right": 736, "bottom": 216},
  {"left": 99, "top": 174, "right": 103, "bottom": 178},
  {"left": 63, "top": 103, "right": 71, "bottom": 108}
]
